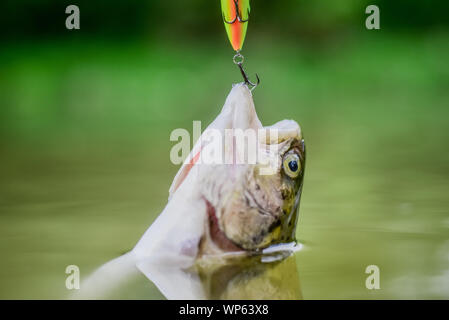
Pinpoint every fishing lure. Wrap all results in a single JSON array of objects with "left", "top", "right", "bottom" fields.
[
  {"left": 221, "top": 0, "right": 250, "bottom": 51},
  {"left": 220, "top": 0, "right": 259, "bottom": 90}
]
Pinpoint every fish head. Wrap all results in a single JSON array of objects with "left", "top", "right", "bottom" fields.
[
  {"left": 185, "top": 84, "right": 306, "bottom": 253},
  {"left": 217, "top": 128, "right": 305, "bottom": 251}
]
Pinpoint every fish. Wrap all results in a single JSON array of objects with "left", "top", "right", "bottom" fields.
[
  {"left": 78, "top": 83, "right": 305, "bottom": 299},
  {"left": 134, "top": 83, "right": 305, "bottom": 259}
]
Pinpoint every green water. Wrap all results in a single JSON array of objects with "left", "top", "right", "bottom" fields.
[{"left": 0, "top": 34, "right": 448, "bottom": 299}]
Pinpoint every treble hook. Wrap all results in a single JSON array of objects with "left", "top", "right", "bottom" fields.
[
  {"left": 223, "top": 0, "right": 249, "bottom": 24},
  {"left": 233, "top": 52, "right": 260, "bottom": 91}
]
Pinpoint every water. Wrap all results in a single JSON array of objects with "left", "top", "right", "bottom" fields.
[
  {"left": 0, "top": 35, "right": 448, "bottom": 299},
  {"left": 0, "top": 129, "right": 448, "bottom": 299}
]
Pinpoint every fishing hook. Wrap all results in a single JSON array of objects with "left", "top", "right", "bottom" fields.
[
  {"left": 223, "top": 0, "right": 249, "bottom": 24},
  {"left": 233, "top": 52, "right": 260, "bottom": 91}
]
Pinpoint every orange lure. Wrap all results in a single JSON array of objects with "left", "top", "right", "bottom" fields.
[{"left": 221, "top": 0, "right": 250, "bottom": 51}]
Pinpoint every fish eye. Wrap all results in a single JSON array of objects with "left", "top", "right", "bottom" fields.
[{"left": 283, "top": 154, "right": 301, "bottom": 178}]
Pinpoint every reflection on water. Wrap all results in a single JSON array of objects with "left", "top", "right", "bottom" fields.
[
  {"left": 193, "top": 250, "right": 302, "bottom": 300},
  {"left": 141, "top": 246, "right": 302, "bottom": 300},
  {"left": 77, "top": 245, "right": 302, "bottom": 300}
]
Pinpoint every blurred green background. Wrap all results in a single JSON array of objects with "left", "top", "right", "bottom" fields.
[{"left": 0, "top": 0, "right": 448, "bottom": 299}]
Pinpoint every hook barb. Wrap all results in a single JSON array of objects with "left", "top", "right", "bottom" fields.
[{"left": 237, "top": 62, "right": 260, "bottom": 91}]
